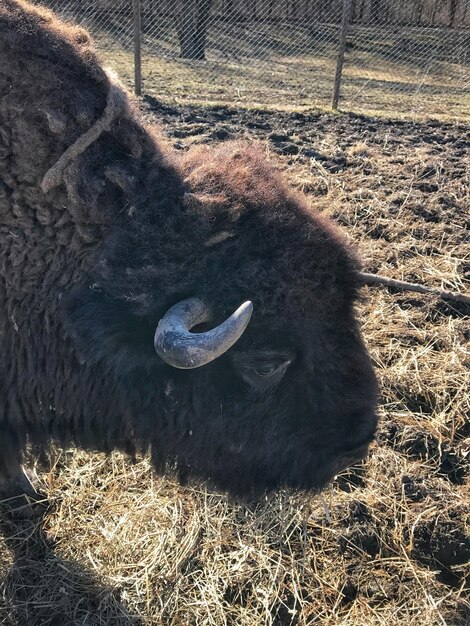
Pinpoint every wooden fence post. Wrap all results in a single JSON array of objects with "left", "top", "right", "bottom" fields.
[
  {"left": 133, "top": 0, "right": 142, "bottom": 96},
  {"left": 332, "top": 0, "right": 352, "bottom": 110}
]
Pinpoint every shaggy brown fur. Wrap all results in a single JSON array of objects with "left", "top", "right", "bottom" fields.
[{"left": 0, "top": 1, "right": 377, "bottom": 497}]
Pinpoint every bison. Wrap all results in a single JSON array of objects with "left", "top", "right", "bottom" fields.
[{"left": 0, "top": 0, "right": 377, "bottom": 503}]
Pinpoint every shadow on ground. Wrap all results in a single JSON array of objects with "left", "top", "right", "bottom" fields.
[{"left": 0, "top": 504, "right": 144, "bottom": 626}]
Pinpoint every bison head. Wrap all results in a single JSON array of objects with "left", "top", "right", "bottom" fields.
[{"left": 65, "top": 142, "right": 377, "bottom": 497}]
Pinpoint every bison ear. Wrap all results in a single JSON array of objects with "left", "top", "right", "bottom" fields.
[{"left": 63, "top": 285, "right": 156, "bottom": 371}]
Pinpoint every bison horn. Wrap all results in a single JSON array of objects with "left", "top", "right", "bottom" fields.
[{"left": 154, "top": 298, "right": 253, "bottom": 369}]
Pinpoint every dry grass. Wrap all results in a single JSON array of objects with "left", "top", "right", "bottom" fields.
[
  {"left": 1, "top": 447, "right": 468, "bottom": 626},
  {"left": 1, "top": 102, "right": 469, "bottom": 625},
  {"left": 96, "top": 42, "right": 469, "bottom": 122},
  {"left": 88, "top": 22, "right": 470, "bottom": 123},
  {"left": 29, "top": 4, "right": 470, "bottom": 121}
]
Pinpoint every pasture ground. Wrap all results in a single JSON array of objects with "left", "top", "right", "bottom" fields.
[
  {"left": 0, "top": 103, "right": 469, "bottom": 625},
  {"left": 90, "top": 21, "right": 470, "bottom": 122}
]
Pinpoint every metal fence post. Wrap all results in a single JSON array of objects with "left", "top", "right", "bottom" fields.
[
  {"left": 332, "top": 0, "right": 352, "bottom": 111},
  {"left": 133, "top": 0, "right": 142, "bottom": 96}
]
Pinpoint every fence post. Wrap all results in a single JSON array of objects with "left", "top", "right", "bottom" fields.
[
  {"left": 332, "top": 0, "right": 352, "bottom": 110},
  {"left": 133, "top": 0, "right": 142, "bottom": 96}
]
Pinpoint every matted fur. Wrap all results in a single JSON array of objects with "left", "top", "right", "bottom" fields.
[{"left": 0, "top": 1, "right": 377, "bottom": 496}]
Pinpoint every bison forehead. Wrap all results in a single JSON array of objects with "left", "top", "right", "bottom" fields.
[{"left": 174, "top": 145, "right": 359, "bottom": 308}]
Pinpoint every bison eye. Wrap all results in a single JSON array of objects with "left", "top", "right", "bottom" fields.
[
  {"left": 255, "top": 365, "right": 278, "bottom": 377},
  {"left": 232, "top": 352, "right": 293, "bottom": 391}
]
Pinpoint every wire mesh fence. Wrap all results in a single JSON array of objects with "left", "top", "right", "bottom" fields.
[{"left": 32, "top": 0, "right": 470, "bottom": 120}]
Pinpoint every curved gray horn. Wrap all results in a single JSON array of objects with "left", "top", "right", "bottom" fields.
[{"left": 154, "top": 298, "right": 253, "bottom": 369}]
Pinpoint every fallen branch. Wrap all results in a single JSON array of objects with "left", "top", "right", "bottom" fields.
[{"left": 358, "top": 272, "right": 470, "bottom": 305}]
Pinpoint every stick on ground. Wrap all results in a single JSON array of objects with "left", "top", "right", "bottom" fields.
[{"left": 358, "top": 272, "right": 470, "bottom": 305}]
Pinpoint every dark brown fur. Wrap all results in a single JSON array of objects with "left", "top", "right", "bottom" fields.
[{"left": 0, "top": 1, "right": 377, "bottom": 497}]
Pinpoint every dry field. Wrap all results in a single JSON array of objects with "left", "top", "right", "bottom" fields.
[
  {"left": 90, "top": 21, "right": 470, "bottom": 122},
  {"left": 30, "top": 2, "right": 470, "bottom": 120},
  {"left": 0, "top": 102, "right": 469, "bottom": 625}
]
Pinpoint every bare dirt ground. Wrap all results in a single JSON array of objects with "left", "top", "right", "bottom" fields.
[{"left": 0, "top": 105, "right": 469, "bottom": 625}]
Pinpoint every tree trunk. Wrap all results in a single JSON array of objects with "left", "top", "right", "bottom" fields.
[
  {"left": 350, "top": 0, "right": 357, "bottom": 22},
  {"left": 267, "top": 0, "right": 275, "bottom": 19},
  {"left": 178, "top": 0, "right": 213, "bottom": 60},
  {"left": 303, "top": 0, "right": 311, "bottom": 20},
  {"left": 358, "top": 0, "right": 366, "bottom": 21},
  {"left": 430, "top": 0, "right": 439, "bottom": 26},
  {"left": 449, "top": 0, "right": 458, "bottom": 26},
  {"left": 416, "top": 1, "right": 423, "bottom": 25},
  {"left": 370, "top": 0, "right": 381, "bottom": 23},
  {"left": 224, "top": 0, "right": 233, "bottom": 19},
  {"left": 462, "top": 0, "right": 468, "bottom": 23},
  {"left": 290, "top": 0, "right": 298, "bottom": 20}
]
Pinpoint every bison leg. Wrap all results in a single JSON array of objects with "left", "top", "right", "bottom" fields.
[{"left": 0, "top": 467, "right": 46, "bottom": 516}]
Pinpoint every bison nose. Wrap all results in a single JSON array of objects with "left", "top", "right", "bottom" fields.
[
  {"left": 341, "top": 411, "right": 377, "bottom": 455},
  {"left": 336, "top": 435, "right": 374, "bottom": 476},
  {"left": 349, "top": 442, "right": 372, "bottom": 461}
]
